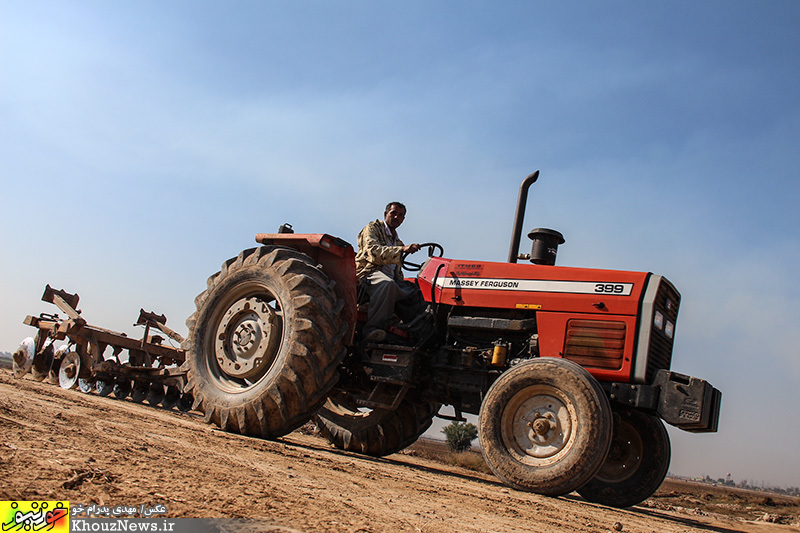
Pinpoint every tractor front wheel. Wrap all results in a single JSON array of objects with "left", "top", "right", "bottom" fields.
[
  {"left": 577, "top": 408, "right": 671, "bottom": 508},
  {"left": 479, "top": 358, "right": 612, "bottom": 497}
]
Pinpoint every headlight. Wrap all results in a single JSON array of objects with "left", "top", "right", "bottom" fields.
[
  {"left": 654, "top": 311, "right": 664, "bottom": 330},
  {"left": 665, "top": 321, "right": 675, "bottom": 339}
]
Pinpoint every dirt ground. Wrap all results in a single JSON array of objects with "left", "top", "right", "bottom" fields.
[{"left": 1, "top": 367, "right": 797, "bottom": 533}]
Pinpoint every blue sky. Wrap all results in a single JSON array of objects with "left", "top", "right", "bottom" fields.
[{"left": 2, "top": 1, "right": 798, "bottom": 488}]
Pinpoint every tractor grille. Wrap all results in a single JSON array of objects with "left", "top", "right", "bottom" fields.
[
  {"left": 645, "top": 278, "right": 680, "bottom": 382},
  {"left": 564, "top": 320, "right": 626, "bottom": 370}
]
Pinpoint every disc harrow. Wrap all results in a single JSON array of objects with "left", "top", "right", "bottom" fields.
[{"left": 12, "top": 285, "right": 192, "bottom": 411}]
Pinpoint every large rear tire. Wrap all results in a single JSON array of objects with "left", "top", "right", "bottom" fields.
[
  {"left": 479, "top": 358, "right": 612, "bottom": 496},
  {"left": 184, "top": 246, "right": 347, "bottom": 438},
  {"left": 577, "top": 408, "right": 671, "bottom": 508},
  {"left": 315, "top": 390, "right": 439, "bottom": 456}
]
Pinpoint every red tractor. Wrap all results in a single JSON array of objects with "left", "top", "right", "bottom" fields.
[{"left": 183, "top": 171, "right": 721, "bottom": 508}]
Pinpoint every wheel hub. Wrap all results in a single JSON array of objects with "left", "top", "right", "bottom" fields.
[
  {"left": 231, "top": 319, "right": 261, "bottom": 357},
  {"left": 531, "top": 415, "right": 556, "bottom": 439},
  {"left": 215, "top": 296, "right": 280, "bottom": 380},
  {"left": 595, "top": 418, "right": 644, "bottom": 483},
  {"left": 510, "top": 391, "right": 573, "bottom": 460}
]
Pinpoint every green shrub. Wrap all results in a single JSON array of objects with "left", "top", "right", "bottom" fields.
[{"left": 441, "top": 421, "right": 478, "bottom": 452}]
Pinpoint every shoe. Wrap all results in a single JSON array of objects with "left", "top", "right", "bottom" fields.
[{"left": 363, "top": 329, "right": 386, "bottom": 343}]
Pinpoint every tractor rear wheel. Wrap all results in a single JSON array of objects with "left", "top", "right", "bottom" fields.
[
  {"left": 315, "top": 390, "right": 439, "bottom": 456},
  {"left": 185, "top": 246, "right": 347, "bottom": 438},
  {"left": 479, "top": 358, "right": 612, "bottom": 497},
  {"left": 577, "top": 408, "right": 670, "bottom": 508}
]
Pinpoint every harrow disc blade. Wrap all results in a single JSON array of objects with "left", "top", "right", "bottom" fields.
[
  {"left": 12, "top": 338, "right": 35, "bottom": 379},
  {"left": 177, "top": 393, "right": 194, "bottom": 412},
  {"left": 58, "top": 350, "right": 81, "bottom": 390},
  {"left": 147, "top": 385, "right": 165, "bottom": 407},
  {"left": 31, "top": 344, "right": 55, "bottom": 382},
  {"left": 130, "top": 382, "right": 148, "bottom": 403},
  {"left": 78, "top": 378, "right": 95, "bottom": 394},
  {"left": 48, "top": 346, "right": 69, "bottom": 385},
  {"left": 113, "top": 380, "right": 132, "bottom": 400},
  {"left": 161, "top": 386, "right": 181, "bottom": 410},
  {"left": 96, "top": 379, "right": 114, "bottom": 397}
]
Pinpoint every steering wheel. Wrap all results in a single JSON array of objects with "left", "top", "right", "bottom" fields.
[{"left": 402, "top": 242, "right": 444, "bottom": 272}]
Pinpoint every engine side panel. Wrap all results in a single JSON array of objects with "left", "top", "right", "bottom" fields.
[
  {"left": 418, "top": 258, "right": 654, "bottom": 383},
  {"left": 418, "top": 258, "right": 650, "bottom": 316},
  {"left": 536, "top": 312, "right": 638, "bottom": 382}
]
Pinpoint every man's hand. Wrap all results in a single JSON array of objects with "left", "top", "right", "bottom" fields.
[{"left": 403, "top": 243, "right": 421, "bottom": 254}]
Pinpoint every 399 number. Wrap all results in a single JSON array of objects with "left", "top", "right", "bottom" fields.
[{"left": 595, "top": 284, "right": 625, "bottom": 294}]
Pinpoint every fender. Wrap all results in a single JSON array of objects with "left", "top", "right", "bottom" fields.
[{"left": 256, "top": 232, "right": 358, "bottom": 344}]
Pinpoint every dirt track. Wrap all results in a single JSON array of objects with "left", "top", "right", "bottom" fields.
[{"left": 1, "top": 368, "right": 796, "bottom": 533}]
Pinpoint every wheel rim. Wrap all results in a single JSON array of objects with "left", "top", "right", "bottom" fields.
[
  {"left": 595, "top": 418, "right": 643, "bottom": 483},
  {"left": 205, "top": 284, "right": 284, "bottom": 393},
  {"left": 502, "top": 385, "right": 577, "bottom": 467}
]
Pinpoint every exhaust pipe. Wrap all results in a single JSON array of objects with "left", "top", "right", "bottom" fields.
[{"left": 507, "top": 171, "right": 539, "bottom": 263}]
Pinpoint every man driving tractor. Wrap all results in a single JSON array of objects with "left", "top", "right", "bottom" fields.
[{"left": 355, "top": 202, "right": 421, "bottom": 342}]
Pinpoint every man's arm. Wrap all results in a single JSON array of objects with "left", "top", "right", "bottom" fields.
[
  {"left": 356, "top": 221, "right": 421, "bottom": 270},
  {"left": 359, "top": 224, "right": 404, "bottom": 266}
]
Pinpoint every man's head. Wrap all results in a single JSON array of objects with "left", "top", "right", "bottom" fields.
[{"left": 384, "top": 202, "right": 407, "bottom": 230}]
